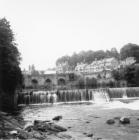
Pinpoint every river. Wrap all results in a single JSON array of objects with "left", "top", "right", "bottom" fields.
[{"left": 20, "top": 101, "right": 139, "bottom": 140}]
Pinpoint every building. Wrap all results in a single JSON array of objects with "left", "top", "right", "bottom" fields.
[
  {"left": 75, "top": 63, "right": 88, "bottom": 73},
  {"left": 75, "top": 57, "right": 119, "bottom": 79},
  {"left": 120, "top": 57, "right": 136, "bottom": 68},
  {"left": 56, "top": 62, "right": 72, "bottom": 74}
]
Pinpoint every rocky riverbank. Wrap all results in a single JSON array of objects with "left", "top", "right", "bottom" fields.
[
  {"left": 0, "top": 111, "right": 70, "bottom": 139},
  {"left": 0, "top": 111, "right": 25, "bottom": 139}
]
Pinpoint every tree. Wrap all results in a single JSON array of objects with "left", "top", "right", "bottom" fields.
[
  {"left": 134, "top": 64, "right": 139, "bottom": 86},
  {"left": 0, "top": 18, "right": 22, "bottom": 110},
  {"left": 112, "top": 70, "right": 121, "bottom": 81},
  {"left": 110, "top": 48, "right": 120, "bottom": 59},
  {"left": 93, "top": 50, "right": 106, "bottom": 60},
  {"left": 106, "top": 48, "right": 120, "bottom": 59},
  {"left": 84, "top": 50, "right": 94, "bottom": 64},
  {"left": 112, "top": 67, "right": 127, "bottom": 81},
  {"left": 112, "top": 65, "right": 139, "bottom": 87},
  {"left": 56, "top": 55, "right": 70, "bottom": 66},
  {"left": 124, "top": 65, "right": 136, "bottom": 87},
  {"left": 120, "top": 43, "right": 139, "bottom": 62}
]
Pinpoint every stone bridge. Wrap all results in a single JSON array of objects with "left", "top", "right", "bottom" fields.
[{"left": 24, "top": 73, "right": 75, "bottom": 89}]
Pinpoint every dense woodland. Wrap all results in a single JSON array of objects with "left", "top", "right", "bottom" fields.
[{"left": 0, "top": 18, "right": 22, "bottom": 111}]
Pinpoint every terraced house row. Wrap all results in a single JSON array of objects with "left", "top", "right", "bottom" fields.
[
  {"left": 74, "top": 57, "right": 135, "bottom": 79},
  {"left": 74, "top": 57, "right": 135, "bottom": 78}
]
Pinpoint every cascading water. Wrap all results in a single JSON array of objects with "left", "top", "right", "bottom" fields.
[
  {"left": 107, "top": 87, "right": 139, "bottom": 100},
  {"left": 18, "top": 87, "right": 139, "bottom": 105},
  {"left": 92, "top": 89, "right": 110, "bottom": 103},
  {"left": 126, "top": 87, "right": 139, "bottom": 97},
  {"left": 107, "top": 88, "right": 126, "bottom": 99},
  {"left": 18, "top": 89, "right": 96, "bottom": 105}
]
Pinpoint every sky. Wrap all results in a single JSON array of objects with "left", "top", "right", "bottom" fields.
[{"left": 0, "top": 0, "right": 139, "bottom": 70}]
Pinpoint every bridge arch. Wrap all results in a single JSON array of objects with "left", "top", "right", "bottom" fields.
[
  {"left": 31, "top": 79, "right": 38, "bottom": 88},
  {"left": 58, "top": 78, "right": 66, "bottom": 86},
  {"left": 45, "top": 78, "right": 52, "bottom": 89},
  {"left": 45, "top": 79, "right": 52, "bottom": 83}
]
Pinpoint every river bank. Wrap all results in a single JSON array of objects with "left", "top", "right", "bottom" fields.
[
  {"left": 0, "top": 110, "right": 69, "bottom": 139},
  {"left": 1, "top": 101, "right": 139, "bottom": 139}
]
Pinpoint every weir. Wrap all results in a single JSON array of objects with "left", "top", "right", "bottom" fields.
[
  {"left": 17, "top": 87, "right": 139, "bottom": 105},
  {"left": 107, "top": 87, "right": 139, "bottom": 99},
  {"left": 17, "top": 89, "right": 109, "bottom": 105}
]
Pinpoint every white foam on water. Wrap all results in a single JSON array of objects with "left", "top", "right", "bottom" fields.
[{"left": 103, "top": 100, "right": 139, "bottom": 110}]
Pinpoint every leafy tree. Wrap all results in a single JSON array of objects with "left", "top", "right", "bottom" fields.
[
  {"left": 112, "top": 70, "right": 121, "bottom": 81},
  {"left": 110, "top": 48, "right": 119, "bottom": 59},
  {"left": 56, "top": 55, "right": 70, "bottom": 66},
  {"left": 93, "top": 50, "right": 106, "bottom": 60},
  {"left": 84, "top": 50, "right": 94, "bottom": 63},
  {"left": 124, "top": 65, "right": 136, "bottom": 87},
  {"left": 0, "top": 18, "right": 22, "bottom": 110},
  {"left": 112, "top": 68, "right": 126, "bottom": 81},
  {"left": 134, "top": 64, "right": 139, "bottom": 86},
  {"left": 120, "top": 43, "right": 139, "bottom": 62},
  {"left": 106, "top": 48, "right": 120, "bottom": 59},
  {"left": 112, "top": 65, "right": 139, "bottom": 87}
]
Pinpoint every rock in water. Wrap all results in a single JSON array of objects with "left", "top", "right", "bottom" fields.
[
  {"left": 24, "top": 125, "right": 34, "bottom": 132},
  {"left": 52, "top": 115, "right": 62, "bottom": 121},
  {"left": 51, "top": 124, "right": 67, "bottom": 132},
  {"left": 32, "top": 131, "right": 45, "bottom": 139},
  {"left": 57, "top": 133, "right": 72, "bottom": 139},
  {"left": 34, "top": 120, "right": 43, "bottom": 125},
  {"left": 18, "top": 130, "right": 32, "bottom": 139},
  {"left": 33, "top": 119, "right": 67, "bottom": 133},
  {"left": 34, "top": 120, "right": 51, "bottom": 125},
  {"left": 119, "top": 117, "right": 130, "bottom": 124},
  {"left": 86, "top": 133, "right": 93, "bottom": 137},
  {"left": 9, "top": 130, "right": 18, "bottom": 135},
  {"left": 106, "top": 119, "right": 115, "bottom": 125}
]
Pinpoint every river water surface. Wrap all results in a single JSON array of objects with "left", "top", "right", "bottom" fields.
[{"left": 21, "top": 101, "right": 139, "bottom": 140}]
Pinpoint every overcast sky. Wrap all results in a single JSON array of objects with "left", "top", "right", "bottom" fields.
[{"left": 0, "top": 0, "right": 139, "bottom": 70}]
